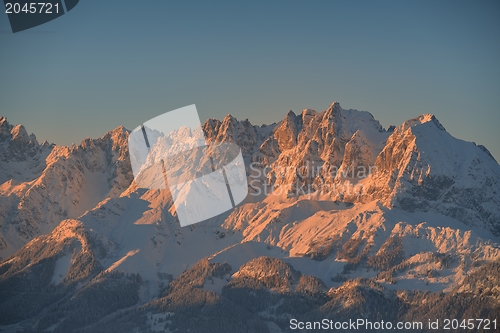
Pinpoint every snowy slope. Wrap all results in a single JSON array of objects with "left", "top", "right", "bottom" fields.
[
  {"left": 2, "top": 191, "right": 497, "bottom": 297},
  {"left": 0, "top": 117, "right": 54, "bottom": 185},
  {"left": 1, "top": 100, "right": 499, "bottom": 293},
  {"left": 0, "top": 119, "right": 133, "bottom": 260},
  {"left": 363, "top": 114, "right": 500, "bottom": 236}
]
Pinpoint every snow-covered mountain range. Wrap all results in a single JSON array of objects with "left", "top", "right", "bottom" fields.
[{"left": 1, "top": 102, "right": 499, "bottom": 333}]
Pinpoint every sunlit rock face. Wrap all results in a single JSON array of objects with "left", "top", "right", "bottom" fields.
[
  {"left": 1, "top": 103, "right": 500, "bottom": 332},
  {"left": 202, "top": 103, "right": 500, "bottom": 237},
  {"left": 0, "top": 118, "right": 133, "bottom": 259}
]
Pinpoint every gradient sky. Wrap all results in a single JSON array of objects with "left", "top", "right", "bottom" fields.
[{"left": 1, "top": 1, "right": 499, "bottom": 160}]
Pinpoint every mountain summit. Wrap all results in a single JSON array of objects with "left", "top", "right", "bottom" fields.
[
  {"left": 1, "top": 103, "right": 499, "bottom": 260},
  {"left": 0, "top": 119, "right": 133, "bottom": 259},
  {"left": 1, "top": 103, "right": 499, "bottom": 332}
]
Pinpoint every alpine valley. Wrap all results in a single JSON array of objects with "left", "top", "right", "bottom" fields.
[{"left": 1, "top": 102, "right": 499, "bottom": 333}]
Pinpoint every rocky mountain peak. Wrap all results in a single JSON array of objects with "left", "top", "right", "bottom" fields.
[
  {"left": 77, "top": 125, "right": 129, "bottom": 156},
  {"left": 399, "top": 113, "right": 446, "bottom": 133},
  {"left": 10, "top": 124, "right": 29, "bottom": 142},
  {"left": 325, "top": 100, "right": 341, "bottom": 115},
  {"left": 0, "top": 122, "right": 135, "bottom": 259},
  {"left": 273, "top": 110, "right": 301, "bottom": 151},
  {"left": 107, "top": 125, "right": 128, "bottom": 138},
  {"left": 0, "top": 117, "right": 39, "bottom": 145},
  {"left": 365, "top": 112, "right": 500, "bottom": 235},
  {"left": 1, "top": 102, "right": 500, "bottom": 330},
  {"left": 300, "top": 108, "right": 318, "bottom": 125},
  {"left": 0, "top": 118, "right": 51, "bottom": 185},
  {"left": 101, "top": 125, "right": 130, "bottom": 159},
  {"left": 2, "top": 103, "right": 499, "bottom": 260},
  {"left": 218, "top": 114, "right": 240, "bottom": 137},
  {"left": 0, "top": 116, "right": 11, "bottom": 140}
]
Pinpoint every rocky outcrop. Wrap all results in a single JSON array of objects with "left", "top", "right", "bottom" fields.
[{"left": 0, "top": 119, "right": 133, "bottom": 259}]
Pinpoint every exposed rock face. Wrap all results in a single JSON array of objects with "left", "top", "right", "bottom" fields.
[
  {"left": 201, "top": 106, "right": 500, "bottom": 236},
  {"left": 203, "top": 114, "right": 274, "bottom": 159},
  {"left": 363, "top": 114, "right": 500, "bottom": 235},
  {"left": 1, "top": 104, "right": 500, "bottom": 331},
  {"left": 0, "top": 119, "right": 133, "bottom": 259},
  {"left": 1, "top": 100, "right": 499, "bottom": 260},
  {"left": 0, "top": 116, "right": 54, "bottom": 184},
  {"left": 274, "top": 110, "right": 301, "bottom": 151}
]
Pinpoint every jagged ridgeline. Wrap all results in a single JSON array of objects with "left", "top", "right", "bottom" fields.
[{"left": 0, "top": 101, "right": 499, "bottom": 332}]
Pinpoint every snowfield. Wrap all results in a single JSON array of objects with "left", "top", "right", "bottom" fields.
[{"left": 0, "top": 102, "right": 499, "bottom": 332}]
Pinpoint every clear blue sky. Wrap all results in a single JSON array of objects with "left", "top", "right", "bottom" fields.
[{"left": 1, "top": 1, "right": 499, "bottom": 160}]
